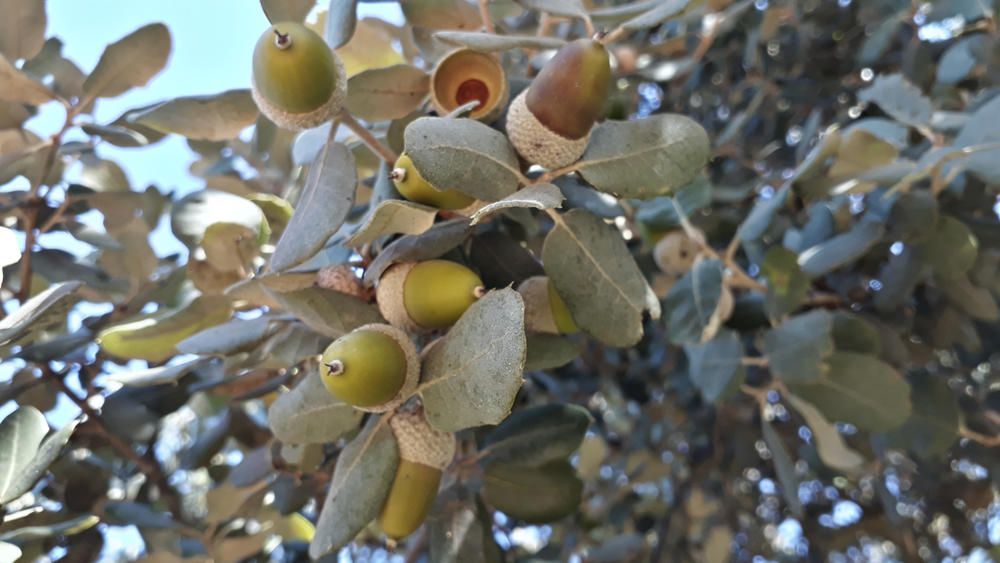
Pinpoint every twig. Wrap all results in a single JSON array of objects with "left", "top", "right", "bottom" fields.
[
  {"left": 338, "top": 110, "right": 398, "bottom": 164},
  {"left": 39, "top": 196, "right": 73, "bottom": 234},
  {"left": 16, "top": 206, "right": 39, "bottom": 303},
  {"left": 582, "top": 14, "right": 596, "bottom": 37},
  {"left": 960, "top": 426, "right": 1000, "bottom": 447},
  {"left": 669, "top": 200, "right": 766, "bottom": 293},
  {"left": 477, "top": 0, "right": 495, "bottom": 34}
]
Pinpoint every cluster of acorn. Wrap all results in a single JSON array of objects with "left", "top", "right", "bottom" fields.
[{"left": 250, "top": 20, "right": 613, "bottom": 541}]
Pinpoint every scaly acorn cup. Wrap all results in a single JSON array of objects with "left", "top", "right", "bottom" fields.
[
  {"left": 376, "top": 260, "right": 485, "bottom": 332},
  {"left": 251, "top": 22, "right": 346, "bottom": 131},
  {"left": 653, "top": 230, "right": 699, "bottom": 276},
  {"left": 431, "top": 48, "right": 509, "bottom": 122},
  {"left": 391, "top": 153, "right": 475, "bottom": 210},
  {"left": 506, "top": 39, "right": 612, "bottom": 169},
  {"left": 319, "top": 324, "right": 418, "bottom": 413},
  {"left": 378, "top": 408, "right": 456, "bottom": 539},
  {"left": 517, "top": 276, "right": 579, "bottom": 335}
]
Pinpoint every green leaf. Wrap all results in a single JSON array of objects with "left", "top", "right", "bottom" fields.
[
  {"left": 271, "top": 287, "right": 383, "bottom": 339},
  {"left": 831, "top": 312, "right": 881, "bottom": 355},
  {"left": 470, "top": 183, "right": 564, "bottom": 225},
  {"left": 515, "top": 0, "right": 586, "bottom": 18},
  {"left": 420, "top": 289, "right": 527, "bottom": 432},
  {"left": 268, "top": 369, "right": 364, "bottom": 444},
  {"left": 310, "top": 416, "right": 399, "bottom": 558},
  {"left": 543, "top": 209, "right": 651, "bottom": 347},
  {"left": 482, "top": 404, "right": 591, "bottom": 466},
  {"left": 797, "top": 217, "right": 884, "bottom": 278},
  {"left": 590, "top": 0, "right": 661, "bottom": 24},
  {"left": 937, "top": 274, "right": 999, "bottom": 321},
  {"left": 620, "top": 0, "right": 692, "bottom": 31},
  {"left": 784, "top": 393, "right": 865, "bottom": 475},
  {"left": 1, "top": 418, "right": 81, "bottom": 504},
  {"left": 363, "top": 218, "right": 470, "bottom": 285},
  {"left": 950, "top": 94, "right": 1000, "bottom": 182},
  {"left": 786, "top": 352, "right": 911, "bottom": 432},
  {"left": 524, "top": 333, "right": 579, "bottom": 371},
  {"left": 0, "top": 282, "right": 82, "bottom": 353},
  {"left": 0, "top": 53, "right": 56, "bottom": 105},
  {"left": 761, "top": 418, "right": 803, "bottom": 518},
  {"left": 345, "top": 200, "right": 438, "bottom": 247},
  {"left": 663, "top": 259, "right": 725, "bottom": 345},
  {"left": 326, "top": 0, "right": 359, "bottom": 48},
  {"left": 761, "top": 247, "right": 809, "bottom": 321},
  {"left": 857, "top": 73, "right": 933, "bottom": 128},
  {"left": 345, "top": 65, "right": 429, "bottom": 121},
  {"left": 0, "top": 407, "right": 49, "bottom": 504},
  {"left": 404, "top": 117, "right": 522, "bottom": 202},
  {"left": 171, "top": 190, "right": 267, "bottom": 248},
  {"left": 434, "top": 31, "right": 565, "bottom": 52},
  {"left": 937, "top": 35, "right": 987, "bottom": 85},
  {"left": 482, "top": 460, "right": 583, "bottom": 523},
  {"left": 83, "top": 23, "right": 171, "bottom": 100},
  {"left": 0, "top": 0, "right": 46, "bottom": 61},
  {"left": 79, "top": 123, "right": 149, "bottom": 147},
  {"left": 133, "top": 89, "right": 258, "bottom": 141},
  {"left": 635, "top": 175, "right": 712, "bottom": 230},
  {"left": 107, "top": 357, "right": 212, "bottom": 387},
  {"left": 576, "top": 114, "right": 710, "bottom": 200},
  {"left": 923, "top": 215, "right": 978, "bottom": 279},
  {"left": 271, "top": 141, "right": 357, "bottom": 272},
  {"left": 260, "top": 0, "right": 315, "bottom": 23},
  {"left": 826, "top": 128, "right": 899, "bottom": 179},
  {"left": 885, "top": 375, "right": 958, "bottom": 458},
  {"left": 684, "top": 329, "right": 745, "bottom": 404},
  {"left": 764, "top": 309, "right": 833, "bottom": 382},
  {"left": 737, "top": 184, "right": 790, "bottom": 242}
]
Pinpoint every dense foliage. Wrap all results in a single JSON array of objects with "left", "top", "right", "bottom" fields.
[{"left": 1, "top": 0, "right": 999, "bottom": 561}]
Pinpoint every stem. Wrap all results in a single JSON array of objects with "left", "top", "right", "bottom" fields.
[
  {"left": 477, "top": 0, "right": 495, "bottom": 34},
  {"left": 339, "top": 110, "right": 398, "bottom": 164},
  {"left": 582, "top": 14, "right": 596, "bottom": 37},
  {"left": 599, "top": 25, "right": 627, "bottom": 46}
]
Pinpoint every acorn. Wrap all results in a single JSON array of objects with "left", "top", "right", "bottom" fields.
[
  {"left": 653, "top": 231, "right": 699, "bottom": 276},
  {"left": 517, "top": 276, "right": 579, "bottom": 335},
  {"left": 431, "top": 48, "right": 509, "bottom": 122},
  {"left": 251, "top": 22, "right": 346, "bottom": 131},
  {"left": 506, "top": 39, "right": 612, "bottom": 169},
  {"left": 376, "top": 260, "right": 485, "bottom": 332},
  {"left": 319, "top": 324, "right": 419, "bottom": 413},
  {"left": 378, "top": 408, "right": 456, "bottom": 539},
  {"left": 391, "top": 153, "right": 475, "bottom": 210}
]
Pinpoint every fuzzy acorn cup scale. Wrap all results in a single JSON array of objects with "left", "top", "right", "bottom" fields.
[{"left": 249, "top": 3, "right": 709, "bottom": 555}]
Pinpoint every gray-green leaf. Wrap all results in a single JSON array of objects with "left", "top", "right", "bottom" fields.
[
  {"left": 515, "top": 0, "right": 587, "bottom": 18},
  {"left": 346, "top": 65, "right": 430, "bottom": 122},
  {"left": 576, "top": 114, "right": 710, "bottom": 199},
  {"left": 761, "top": 418, "right": 803, "bottom": 518},
  {"left": 268, "top": 369, "right": 364, "bottom": 444},
  {"left": 470, "top": 183, "right": 564, "bottom": 225},
  {"left": 524, "top": 333, "right": 579, "bottom": 371},
  {"left": 685, "top": 329, "right": 745, "bottom": 404},
  {"left": 0, "top": 406, "right": 49, "bottom": 504},
  {"left": 106, "top": 357, "right": 212, "bottom": 387},
  {"left": 620, "top": 0, "right": 692, "bottom": 31},
  {"left": 434, "top": 31, "right": 565, "bottom": 52},
  {"left": 543, "top": 209, "right": 650, "bottom": 347},
  {"left": 420, "top": 289, "right": 527, "bottom": 432},
  {"left": 761, "top": 246, "right": 809, "bottom": 321},
  {"left": 798, "top": 217, "right": 884, "bottom": 278},
  {"left": 0, "top": 0, "right": 46, "bottom": 61},
  {"left": 0, "top": 53, "right": 56, "bottom": 105},
  {"left": 271, "top": 141, "right": 357, "bottom": 272},
  {"left": 310, "top": 416, "right": 398, "bottom": 558},
  {"left": 0, "top": 281, "right": 82, "bottom": 353},
  {"left": 404, "top": 117, "right": 521, "bottom": 202},
  {"left": 363, "top": 218, "right": 471, "bottom": 285},
  {"left": 83, "top": 23, "right": 171, "bottom": 100},
  {"left": 345, "top": 200, "right": 438, "bottom": 247},
  {"left": 271, "top": 287, "right": 383, "bottom": 339},
  {"left": 482, "top": 404, "right": 591, "bottom": 466},
  {"left": 663, "top": 259, "right": 725, "bottom": 345},
  {"left": 132, "top": 89, "right": 258, "bottom": 141},
  {"left": 784, "top": 393, "right": 865, "bottom": 475},
  {"left": 260, "top": 0, "right": 315, "bottom": 23},
  {"left": 857, "top": 73, "right": 933, "bottom": 128},
  {"left": 2, "top": 418, "right": 81, "bottom": 504},
  {"left": 326, "top": 0, "right": 358, "bottom": 48},
  {"left": 764, "top": 309, "right": 833, "bottom": 382}
]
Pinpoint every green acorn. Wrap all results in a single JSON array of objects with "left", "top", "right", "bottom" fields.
[
  {"left": 376, "top": 260, "right": 485, "bottom": 332},
  {"left": 517, "top": 276, "right": 579, "bottom": 335},
  {"left": 506, "top": 39, "right": 612, "bottom": 169},
  {"left": 319, "top": 324, "right": 419, "bottom": 413},
  {"left": 378, "top": 408, "right": 456, "bottom": 539},
  {"left": 391, "top": 153, "right": 475, "bottom": 210},
  {"left": 251, "top": 22, "right": 346, "bottom": 131}
]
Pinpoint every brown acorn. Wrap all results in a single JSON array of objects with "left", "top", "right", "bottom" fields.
[
  {"left": 431, "top": 48, "right": 509, "bottom": 122},
  {"left": 506, "top": 39, "right": 612, "bottom": 169}
]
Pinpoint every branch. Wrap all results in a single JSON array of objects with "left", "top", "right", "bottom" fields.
[
  {"left": 477, "top": 0, "right": 495, "bottom": 34},
  {"left": 338, "top": 110, "right": 398, "bottom": 164}
]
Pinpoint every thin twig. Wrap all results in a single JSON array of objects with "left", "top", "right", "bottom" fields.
[
  {"left": 339, "top": 110, "right": 398, "bottom": 164},
  {"left": 477, "top": 0, "right": 495, "bottom": 34},
  {"left": 960, "top": 426, "right": 1000, "bottom": 447}
]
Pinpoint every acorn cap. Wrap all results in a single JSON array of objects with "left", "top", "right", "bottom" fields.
[
  {"left": 506, "top": 90, "right": 590, "bottom": 170},
  {"left": 316, "top": 264, "right": 366, "bottom": 298},
  {"left": 652, "top": 230, "right": 699, "bottom": 276},
  {"left": 389, "top": 408, "right": 456, "bottom": 470},
  {"left": 375, "top": 262, "right": 425, "bottom": 333},
  {"left": 431, "top": 48, "right": 509, "bottom": 122},
  {"left": 338, "top": 323, "right": 420, "bottom": 414},
  {"left": 518, "top": 276, "right": 559, "bottom": 334}
]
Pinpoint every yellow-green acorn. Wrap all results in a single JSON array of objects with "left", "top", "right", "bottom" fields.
[
  {"left": 430, "top": 48, "right": 509, "bottom": 122},
  {"left": 378, "top": 408, "right": 456, "bottom": 539},
  {"left": 391, "top": 153, "right": 475, "bottom": 210},
  {"left": 506, "top": 39, "right": 612, "bottom": 169},
  {"left": 98, "top": 296, "right": 233, "bottom": 363},
  {"left": 251, "top": 22, "right": 346, "bottom": 131},
  {"left": 653, "top": 230, "right": 699, "bottom": 276},
  {"left": 319, "top": 324, "right": 418, "bottom": 413},
  {"left": 376, "top": 260, "right": 485, "bottom": 332},
  {"left": 517, "top": 276, "right": 579, "bottom": 334}
]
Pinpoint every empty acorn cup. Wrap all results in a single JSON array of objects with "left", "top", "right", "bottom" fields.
[{"left": 430, "top": 48, "right": 509, "bottom": 122}]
